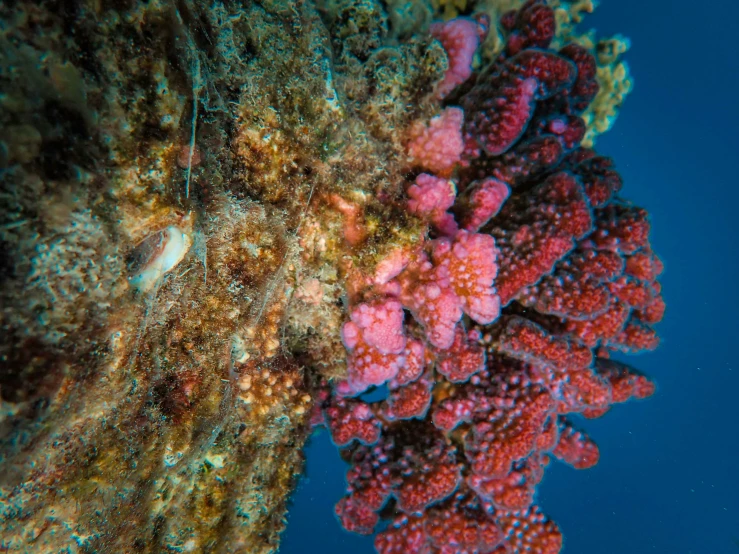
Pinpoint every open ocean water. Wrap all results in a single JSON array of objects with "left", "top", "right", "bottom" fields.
[{"left": 281, "top": 1, "right": 739, "bottom": 553}]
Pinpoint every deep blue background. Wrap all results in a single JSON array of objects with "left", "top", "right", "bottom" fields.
[{"left": 281, "top": 1, "right": 739, "bottom": 552}]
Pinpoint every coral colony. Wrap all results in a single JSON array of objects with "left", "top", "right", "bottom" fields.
[
  {"left": 0, "top": 0, "right": 659, "bottom": 552},
  {"left": 317, "top": 3, "right": 662, "bottom": 553}
]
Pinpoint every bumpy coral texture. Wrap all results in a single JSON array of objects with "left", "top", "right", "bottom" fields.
[
  {"left": 407, "top": 107, "right": 465, "bottom": 176},
  {"left": 472, "top": 0, "right": 634, "bottom": 148},
  {"left": 319, "top": 2, "right": 664, "bottom": 553},
  {"left": 430, "top": 16, "right": 489, "bottom": 99}
]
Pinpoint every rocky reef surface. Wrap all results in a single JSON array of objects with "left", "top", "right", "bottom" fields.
[{"left": 0, "top": 1, "right": 648, "bottom": 553}]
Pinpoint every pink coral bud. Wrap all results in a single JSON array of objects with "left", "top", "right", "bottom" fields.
[
  {"left": 407, "top": 174, "right": 459, "bottom": 236},
  {"left": 551, "top": 421, "right": 599, "bottom": 469},
  {"left": 334, "top": 379, "right": 362, "bottom": 398},
  {"left": 407, "top": 173, "right": 455, "bottom": 217},
  {"left": 325, "top": 398, "right": 382, "bottom": 447},
  {"left": 395, "top": 459, "right": 461, "bottom": 515},
  {"left": 406, "top": 107, "right": 464, "bottom": 176},
  {"left": 381, "top": 379, "right": 433, "bottom": 421},
  {"left": 329, "top": 194, "right": 367, "bottom": 246},
  {"left": 436, "top": 326, "right": 486, "bottom": 383},
  {"left": 432, "top": 397, "right": 476, "bottom": 431},
  {"left": 430, "top": 17, "right": 482, "bottom": 98},
  {"left": 416, "top": 286, "right": 461, "bottom": 349},
  {"left": 349, "top": 299, "right": 406, "bottom": 355},
  {"left": 461, "top": 178, "right": 510, "bottom": 231},
  {"left": 335, "top": 497, "right": 380, "bottom": 535},
  {"left": 474, "top": 13, "right": 491, "bottom": 41},
  {"left": 341, "top": 300, "right": 409, "bottom": 394},
  {"left": 390, "top": 339, "right": 426, "bottom": 388},
  {"left": 341, "top": 321, "right": 361, "bottom": 350},
  {"left": 344, "top": 342, "right": 406, "bottom": 395},
  {"left": 296, "top": 277, "right": 323, "bottom": 305},
  {"left": 432, "top": 230, "right": 500, "bottom": 324},
  {"left": 505, "top": 0, "right": 556, "bottom": 55},
  {"left": 463, "top": 76, "right": 538, "bottom": 158},
  {"left": 399, "top": 256, "right": 462, "bottom": 350},
  {"left": 497, "top": 316, "right": 592, "bottom": 371},
  {"left": 374, "top": 248, "right": 412, "bottom": 285}
]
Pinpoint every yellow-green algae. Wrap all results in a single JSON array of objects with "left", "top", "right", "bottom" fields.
[{"left": 0, "top": 0, "right": 449, "bottom": 551}]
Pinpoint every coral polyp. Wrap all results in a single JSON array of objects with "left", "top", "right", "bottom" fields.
[{"left": 0, "top": 0, "right": 660, "bottom": 553}]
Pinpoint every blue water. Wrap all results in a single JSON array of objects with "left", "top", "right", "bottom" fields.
[{"left": 281, "top": 1, "right": 739, "bottom": 552}]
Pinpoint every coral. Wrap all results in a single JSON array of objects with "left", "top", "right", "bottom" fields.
[
  {"left": 326, "top": 397, "right": 383, "bottom": 446},
  {"left": 315, "top": 3, "right": 664, "bottom": 553},
  {"left": 458, "top": 176, "right": 510, "bottom": 231},
  {"left": 456, "top": 0, "right": 633, "bottom": 147},
  {"left": 407, "top": 172, "right": 458, "bottom": 234},
  {"left": 491, "top": 172, "right": 594, "bottom": 306},
  {"left": 406, "top": 107, "right": 465, "bottom": 176},
  {"left": 460, "top": 49, "right": 578, "bottom": 157},
  {"left": 432, "top": 229, "right": 500, "bottom": 323},
  {"left": 543, "top": 1, "right": 635, "bottom": 146},
  {"left": 0, "top": 1, "right": 660, "bottom": 554},
  {"left": 341, "top": 299, "right": 408, "bottom": 395},
  {"left": 430, "top": 16, "right": 489, "bottom": 98},
  {"left": 436, "top": 326, "right": 485, "bottom": 383}
]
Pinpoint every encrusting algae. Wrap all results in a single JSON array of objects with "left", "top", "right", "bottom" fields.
[{"left": 0, "top": 1, "right": 645, "bottom": 553}]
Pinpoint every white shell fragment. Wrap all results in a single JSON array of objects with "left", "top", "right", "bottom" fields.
[{"left": 128, "top": 226, "right": 191, "bottom": 292}]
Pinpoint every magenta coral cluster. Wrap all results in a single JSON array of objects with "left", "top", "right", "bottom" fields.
[{"left": 316, "top": 2, "right": 664, "bottom": 552}]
